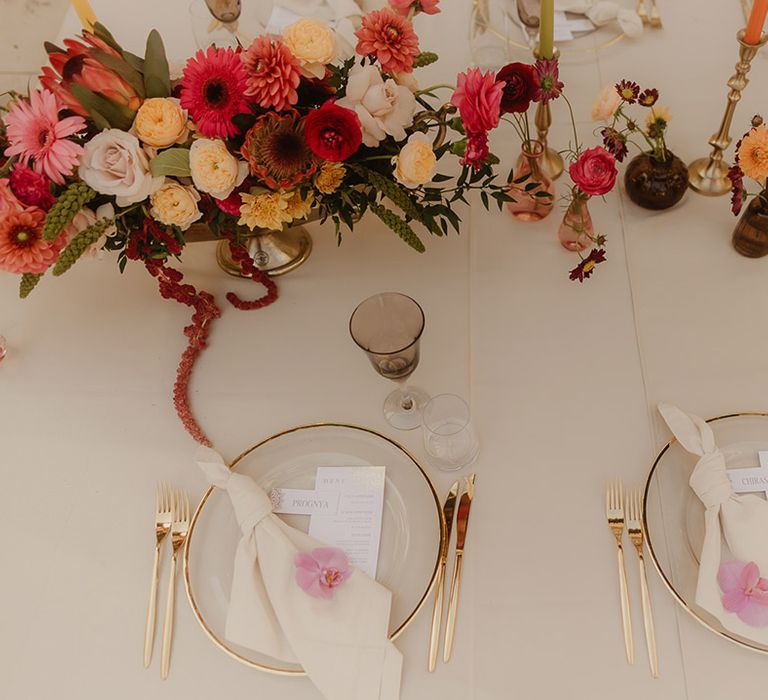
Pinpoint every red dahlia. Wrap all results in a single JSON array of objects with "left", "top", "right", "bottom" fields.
[
  {"left": 496, "top": 62, "right": 538, "bottom": 114},
  {"left": 303, "top": 102, "right": 362, "bottom": 163},
  {"left": 241, "top": 112, "right": 317, "bottom": 189},
  {"left": 180, "top": 46, "right": 251, "bottom": 138}
]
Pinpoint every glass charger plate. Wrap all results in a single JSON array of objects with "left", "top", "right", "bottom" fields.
[
  {"left": 644, "top": 412, "right": 768, "bottom": 653},
  {"left": 183, "top": 423, "right": 444, "bottom": 673}
]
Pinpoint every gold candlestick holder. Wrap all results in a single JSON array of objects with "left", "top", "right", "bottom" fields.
[
  {"left": 688, "top": 29, "right": 767, "bottom": 196},
  {"left": 533, "top": 46, "right": 564, "bottom": 180}
]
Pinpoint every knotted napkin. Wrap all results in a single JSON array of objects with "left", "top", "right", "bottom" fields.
[
  {"left": 197, "top": 447, "right": 402, "bottom": 700},
  {"left": 556, "top": 1, "right": 644, "bottom": 38},
  {"left": 659, "top": 404, "right": 768, "bottom": 640}
]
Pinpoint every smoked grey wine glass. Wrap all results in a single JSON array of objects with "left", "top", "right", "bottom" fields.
[{"left": 350, "top": 293, "right": 429, "bottom": 430}]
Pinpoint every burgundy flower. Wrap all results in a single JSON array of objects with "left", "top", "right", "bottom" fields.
[
  {"left": 638, "top": 88, "right": 659, "bottom": 107},
  {"left": 463, "top": 131, "right": 490, "bottom": 170},
  {"left": 615, "top": 80, "right": 640, "bottom": 104},
  {"left": 532, "top": 58, "right": 563, "bottom": 104},
  {"left": 569, "top": 248, "right": 606, "bottom": 282},
  {"left": 569, "top": 146, "right": 618, "bottom": 197},
  {"left": 601, "top": 126, "right": 628, "bottom": 163},
  {"left": 303, "top": 101, "right": 363, "bottom": 162},
  {"left": 496, "top": 62, "right": 538, "bottom": 114},
  {"left": 9, "top": 165, "right": 55, "bottom": 211},
  {"left": 728, "top": 164, "right": 745, "bottom": 216}
]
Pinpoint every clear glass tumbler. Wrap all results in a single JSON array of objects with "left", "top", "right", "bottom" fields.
[{"left": 422, "top": 394, "right": 479, "bottom": 471}]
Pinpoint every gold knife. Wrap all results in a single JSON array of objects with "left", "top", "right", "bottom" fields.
[
  {"left": 428, "top": 480, "right": 460, "bottom": 671},
  {"left": 443, "top": 474, "right": 475, "bottom": 663}
]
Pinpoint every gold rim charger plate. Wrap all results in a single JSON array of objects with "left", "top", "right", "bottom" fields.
[
  {"left": 644, "top": 412, "right": 768, "bottom": 654},
  {"left": 183, "top": 423, "right": 444, "bottom": 673}
]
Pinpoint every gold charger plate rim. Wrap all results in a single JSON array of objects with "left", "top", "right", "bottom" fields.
[
  {"left": 643, "top": 410, "right": 768, "bottom": 655},
  {"left": 183, "top": 422, "right": 447, "bottom": 675}
]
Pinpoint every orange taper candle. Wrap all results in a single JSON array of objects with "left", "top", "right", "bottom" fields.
[{"left": 745, "top": 0, "right": 768, "bottom": 44}]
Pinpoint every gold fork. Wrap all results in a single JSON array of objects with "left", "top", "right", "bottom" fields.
[
  {"left": 160, "top": 490, "right": 190, "bottom": 679},
  {"left": 143, "top": 483, "right": 173, "bottom": 668},
  {"left": 636, "top": 0, "right": 649, "bottom": 25},
  {"left": 606, "top": 480, "right": 633, "bottom": 664},
  {"left": 649, "top": 0, "right": 662, "bottom": 28},
  {"left": 627, "top": 488, "right": 659, "bottom": 677}
]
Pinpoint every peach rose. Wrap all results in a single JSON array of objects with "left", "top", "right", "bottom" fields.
[
  {"left": 149, "top": 180, "right": 202, "bottom": 230},
  {"left": 591, "top": 85, "right": 621, "bottom": 122},
  {"left": 133, "top": 97, "right": 190, "bottom": 148},
  {"left": 283, "top": 18, "right": 336, "bottom": 79},
  {"left": 392, "top": 133, "right": 437, "bottom": 188}
]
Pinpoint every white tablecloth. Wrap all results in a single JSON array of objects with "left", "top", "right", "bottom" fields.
[{"left": 2, "top": 1, "right": 768, "bottom": 698}]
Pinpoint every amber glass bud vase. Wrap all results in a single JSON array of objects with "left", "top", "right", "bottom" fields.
[
  {"left": 506, "top": 140, "right": 555, "bottom": 222},
  {"left": 732, "top": 193, "right": 768, "bottom": 258},
  {"left": 557, "top": 192, "right": 593, "bottom": 252}
]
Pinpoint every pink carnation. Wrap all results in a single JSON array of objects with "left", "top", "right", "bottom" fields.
[
  {"left": 389, "top": 0, "right": 440, "bottom": 15},
  {"left": 451, "top": 67, "right": 503, "bottom": 134},
  {"left": 9, "top": 166, "right": 55, "bottom": 211},
  {"left": 569, "top": 146, "right": 618, "bottom": 197},
  {"left": 355, "top": 8, "right": 420, "bottom": 74},
  {"left": 241, "top": 36, "right": 301, "bottom": 112}
]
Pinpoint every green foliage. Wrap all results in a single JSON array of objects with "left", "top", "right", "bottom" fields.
[
  {"left": 369, "top": 201, "right": 425, "bottom": 253},
  {"left": 413, "top": 51, "right": 439, "bottom": 68},
  {"left": 350, "top": 165, "right": 422, "bottom": 222},
  {"left": 43, "top": 182, "right": 96, "bottom": 241},
  {"left": 150, "top": 148, "right": 191, "bottom": 177},
  {"left": 143, "top": 30, "right": 171, "bottom": 98},
  {"left": 19, "top": 273, "right": 42, "bottom": 299},
  {"left": 69, "top": 83, "right": 135, "bottom": 130},
  {"left": 53, "top": 218, "right": 114, "bottom": 276}
]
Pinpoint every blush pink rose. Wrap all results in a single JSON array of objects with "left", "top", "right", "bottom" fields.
[
  {"left": 451, "top": 67, "right": 503, "bottom": 135},
  {"left": 569, "top": 146, "right": 617, "bottom": 196}
]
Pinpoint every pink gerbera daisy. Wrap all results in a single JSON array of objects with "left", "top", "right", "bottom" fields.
[
  {"left": 0, "top": 208, "right": 66, "bottom": 274},
  {"left": 241, "top": 36, "right": 301, "bottom": 113},
  {"left": 355, "top": 8, "right": 420, "bottom": 74},
  {"left": 180, "top": 46, "right": 251, "bottom": 138},
  {"left": 3, "top": 89, "right": 86, "bottom": 185}
]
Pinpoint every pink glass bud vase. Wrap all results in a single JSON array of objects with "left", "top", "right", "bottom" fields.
[
  {"left": 558, "top": 193, "right": 593, "bottom": 252},
  {"left": 506, "top": 140, "right": 555, "bottom": 222}
]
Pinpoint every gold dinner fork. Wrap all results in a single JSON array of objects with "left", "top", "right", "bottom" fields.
[
  {"left": 143, "top": 483, "right": 173, "bottom": 668},
  {"left": 649, "top": 0, "right": 662, "bottom": 28},
  {"left": 627, "top": 489, "right": 659, "bottom": 677},
  {"left": 606, "top": 480, "right": 633, "bottom": 664},
  {"left": 160, "top": 489, "right": 190, "bottom": 679}
]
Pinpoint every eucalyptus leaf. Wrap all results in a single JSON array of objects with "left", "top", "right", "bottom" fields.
[
  {"left": 149, "top": 148, "right": 191, "bottom": 177},
  {"left": 144, "top": 29, "right": 171, "bottom": 98},
  {"left": 93, "top": 22, "right": 124, "bottom": 53}
]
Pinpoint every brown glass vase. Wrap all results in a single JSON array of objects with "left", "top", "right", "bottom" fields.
[
  {"left": 624, "top": 151, "right": 689, "bottom": 210},
  {"left": 732, "top": 195, "right": 768, "bottom": 258}
]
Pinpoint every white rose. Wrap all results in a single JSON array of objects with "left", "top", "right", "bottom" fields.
[
  {"left": 336, "top": 64, "right": 416, "bottom": 147},
  {"left": 189, "top": 138, "right": 248, "bottom": 200},
  {"left": 79, "top": 129, "right": 163, "bottom": 207},
  {"left": 149, "top": 180, "right": 202, "bottom": 231},
  {"left": 392, "top": 133, "right": 437, "bottom": 188}
]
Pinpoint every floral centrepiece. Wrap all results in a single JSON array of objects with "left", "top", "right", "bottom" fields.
[
  {"left": 0, "top": 16, "right": 511, "bottom": 446},
  {"left": 295, "top": 547, "right": 352, "bottom": 599}
]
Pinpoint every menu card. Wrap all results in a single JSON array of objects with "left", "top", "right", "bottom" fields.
[{"left": 270, "top": 466, "right": 386, "bottom": 578}]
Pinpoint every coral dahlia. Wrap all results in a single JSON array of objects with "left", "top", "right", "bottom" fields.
[
  {"left": 3, "top": 89, "right": 86, "bottom": 185},
  {"left": 355, "top": 8, "right": 420, "bottom": 74},
  {"left": 0, "top": 208, "right": 65, "bottom": 274},
  {"left": 241, "top": 36, "right": 301, "bottom": 112},
  {"left": 241, "top": 112, "right": 317, "bottom": 189},
  {"left": 180, "top": 46, "right": 251, "bottom": 138}
]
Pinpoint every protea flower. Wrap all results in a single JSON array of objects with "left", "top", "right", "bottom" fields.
[{"left": 40, "top": 31, "right": 142, "bottom": 118}]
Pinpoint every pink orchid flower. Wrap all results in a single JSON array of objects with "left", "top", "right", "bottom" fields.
[
  {"left": 295, "top": 547, "right": 351, "bottom": 600},
  {"left": 718, "top": 560, "right": 768, "bottom": 627}
]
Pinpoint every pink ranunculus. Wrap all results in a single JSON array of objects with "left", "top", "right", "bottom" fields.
[
  {"left": 718, "top": 561, "right": 768, "bottom": 627},
  {"left": 451, "top": 67, "right": 503, "bottom": 135},
  {"left": 294, "top": 547, "right": 352, "bottom": 600},
  {"left": 569, "top": 146, "right": 617, "bottom": 197},
  {"left": 389, "top": 0, "right": 440, "bottom": 15}
]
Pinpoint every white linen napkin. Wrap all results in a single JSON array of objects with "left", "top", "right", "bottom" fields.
[
  {"left": 658, "top": 404, "right": 768, "bottom": 641},
  {"left": 196, "top": 447, "right": 402, "bottom": 700},
  {"left": 556, "top": 1, "right": 643, "bottom": 38}
]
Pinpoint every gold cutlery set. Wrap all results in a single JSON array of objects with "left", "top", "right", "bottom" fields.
[
  {"left": 605, "top": 481, "right": 658, "bottom": 677},
  {"left": 144, "top": 483, "right": 190, "bottom": 679},
  {"left": 636, "top": 0, "right": 663, "bottom": 28},
  {"left": 429, "top": 474, "right": 475, "bottom": 671}
]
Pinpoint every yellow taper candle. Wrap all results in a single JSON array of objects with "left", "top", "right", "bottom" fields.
[
  {"left": 539, "top": 0, "right": 555, "bottom": 59},
  {"left": 70, "top": 0, "right": 96, "bottom": 31}
]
